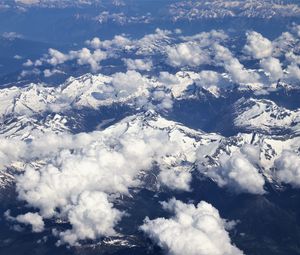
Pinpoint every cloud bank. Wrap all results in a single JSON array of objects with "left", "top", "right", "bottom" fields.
[{"left": 0, "top": 114, "right": 199, "bottom": 245}]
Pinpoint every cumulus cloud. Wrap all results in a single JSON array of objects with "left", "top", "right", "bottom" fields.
[
  {"left": 150, "top": 89, "right": 174, "bottom": 111},
  {"left": 16, "top": 213, "right": 45, "bottom": 233},
  {"left": 71, "top": 48, "right": 107, "bottom": 72},
  {"left": 285, "top": 52, "right": 300, "bottom": 65},
  {"left": 166, "top": 43, "right": 210, "bottom": 67},
  {"left": 213, "top": 43, "right": 233, "bottom": 63},
  {"left": 216, "top": 153, "right": 265, "bottom": 194},
  {"left": 196, "top": 70, "right": 231, "bottom": 93},
  {"left": 273, "top": 32, "right": 296, "bottom": 57},
  {"left": 159, "top": 71, "right": 180, "bottom": 85},
  {"left": 123, "top": 58, "right": 153, "bottom": 71},
  {"left": 201, "top": 145, "right": 265, "bottom": 194},
  {"left": 57, "top": 191, "right": 123, "bottom": 246},
  {"left": 23, "top": 59, "right": 42, "bottom": 67},
  {"left": 111, "top": 70, "right": 149, "bottom": 97},
  {"left": 47, "top": 48, "right": 69, "bottom": 66},
  {"left": 141, "top": 198, "right": 244, "bottom": 255},
  {"left": 85, "top": 35, "right": 131, "bottom": 50},
  {"left": 19, "top": 68, "right": 41, "bottom": 79},
  {"left": 213, "top": 44, "right": 260, "bottom": 84},
  {"left": 43, "top": 68, "right": 65, "bottom": 77},
  {"left": 225, "top": 58, "right": 260, "bottom": 84},
  {"left": 260, "top": 57, "right": 283, "bottom": 81},
  {"left": 285, "top": 64, "right": 300, "bottom": 81},
  {"left": 244, "top": 31, "right": 273, "bottom": 59},
  {"left": 85, "top": 37, "right": 102, "bottom": 49},
  {"left": 39, "top": 47, "right": 107, "bottom": 72},
  {"left": 14, "top": 27, "right": 299, "bottom": 92},
  {"left": 275, "top": 150, "right": 300, "bottom": 188},
  {"left": 158, "top": 168, "right": 191, "bottom": 191},
  {"left": 14, "top": 55, "right": 23, "bottom": 60},
  {"left": 5, "top": 210, "right": 45, "bottom": 233}
]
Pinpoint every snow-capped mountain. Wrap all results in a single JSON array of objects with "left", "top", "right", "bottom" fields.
[
  {"left": 0, "top": 114, "right": 70, "bottom": 140},
  {"left": 0, "top": 73, "right": 148, "bottom": 119},
  {"left": 0, "top": 71, "right": 228, "bottom": 121},
  {"left": 2, "top": 1, "right": 300, "bottom": 254},
  {"left": 126, "top": 111, "right": 283, "bottom": 183},
  {"left": 169, "top": 0, "right": 300, "bottom": 20},
  {"left": 0, "top": 0, "right": 104, "bottom": 9},
  {"left": 233, "top": 98, "right": 300, "bottom": 135},
  {"left": 0, "top": 73, "right": 300, "bottom": 254},
  {"left": 1, "top": 105, "right": 300, "bottom": 191},
  {"left": 2, "top": 0, "right": 299, "bottom": 20}
]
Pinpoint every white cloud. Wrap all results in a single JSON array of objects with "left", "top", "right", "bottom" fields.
[
  {"left": 260, "top": 57, "right": 283, "bottom": 81},
  {"left": 16, "top": 212, "right": 45, "bottom": 233},
  {"left": 43, "top": 68, "right": 64, "bottom": 77},
  {"left": 197, "top": 71, "right": 220, "bottom": 86},
  {"left": 14, "top": 55, "right": 23, "bottom": 60},
  {"left": 15, "top": 0, "right": 40, "bottom": 4},
  {"left": 140, "top": 198, "right": 244, "bottom": 255},
  {"left": 159, "top": 71, "right": 180, "bottom": 86},
  {"left": 158, "top": 168, "right": 191, "bottom": 191},
  {"left": 5, "top": 210, "right": 44, "bottom": 233},
  {"left": 285, "top": 52, "right": 300, "bottom": 65},
  {"left": 213, "top": 44, "right": 260, "bottom": 84},
  {"left": 0, "top": 139, "right": 26, "bottom": 170},
  {"left": 196, "top": 70, "right": 230, "bottom": 92},
  {"left": 225, "top": 58, "right": 260, "bottom": 84},
  {"left": 213, "top": 43, "right": 233, "bottom": 63},
  {"left": 86, "top": 35, "right": 131, "bottom": 50},
  {"left": 69, "top": 48, "right": 107, "bottom": 72},
  {"left": 166, "top": 42, "right": 210, "bottom": 67},
  {"left": 23, "top": 59, "right": 34, "bottom": 67},
  {"left": 45, "top": 47, "right": 107, "bottom": 72},
  {"left": 174, "top": 28, "right": 182, "bottom": 34},
  {"left": 275, "top": 150, "right": 300, "bottom": 188},
  {"left": 151, "top": 89, "right": 174, "bottom": 111},
  {"left": 7, "top": 119, "right": 192, "bottom": 245},
  {"left": 285, "top": 64, "right": 300, "bottom": 81},
  {"left": 19, "top": 68, "right": 41, "bottom": 78},
  {"left": 85, "top": 37, "right": 102, "bottom": 49},
  {"left": 123, "top": 58, "right": 153, "bottom": 71},
  {"left": 111, "top": 70, "right": 149, "bottom": 97},
  {"left": 57, "top": 191, "right": 123, "bottom": 246},
  {"left": 202, "top": 145, "right": 266, "bottom": 194},
  {"left": 244, "top": 31, "right": 273, "bottom": 59},
  {"left": 2, "top": 32, "right": 23, "bottom": 40},
  {"left": 181, "top": 30, "right": 228, "bottom": 47},
  {"left": 273, "top": 32, "right": 296, "bottom": 57},
  {"left": 47, "top": 48, "right": 69, "bottom": 66}
]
